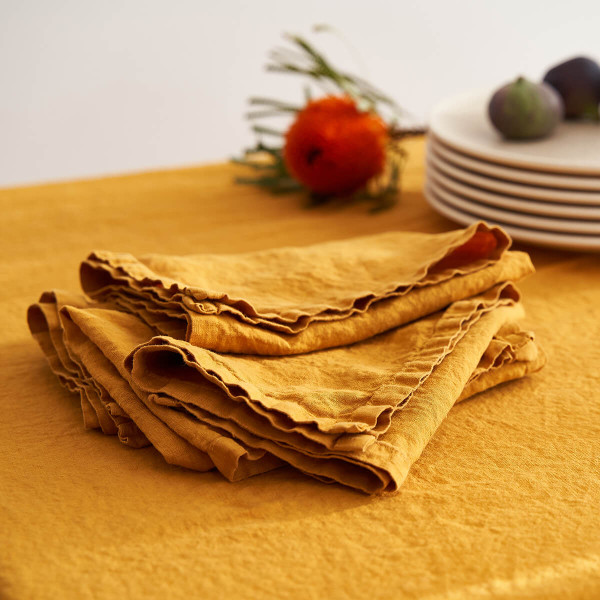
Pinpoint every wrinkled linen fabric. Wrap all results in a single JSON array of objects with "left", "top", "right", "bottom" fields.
[{"left": 27, "top": 221, "right": 544, "bottom": 493}]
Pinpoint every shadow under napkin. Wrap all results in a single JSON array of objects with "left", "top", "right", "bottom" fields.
[{"left": 27, "top": 222, "right": 545, "bottom": 493}]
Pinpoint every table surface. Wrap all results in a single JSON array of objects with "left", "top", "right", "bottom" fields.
[{"left": 2, "top": 138, "right": 599, "bottom": 600}]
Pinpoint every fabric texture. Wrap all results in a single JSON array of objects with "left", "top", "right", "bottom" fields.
[
  {"left": 3, "top": 137, "right": 599, "bottom": 600},
  {"left": 27, "top": 222, "right": 544, "bottom": 494}
]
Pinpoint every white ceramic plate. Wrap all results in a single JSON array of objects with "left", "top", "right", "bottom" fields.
[
  {"left": 427, "top": 148, "right": 600, "bottom": 205},
  {"left": 430, "top": 90, "right": 600, "bottom": 174},
  {"left": 426, "top": 160, "right": 600, "bottom": 220},
  {"left": 424, "top": 185, "right": 600, "bottom": 251},
  {"left": 429, "top": 135, "right": 600, "bottom": 191},
  {"left": 427, "top": 179, "right": 600, "bottom": 234}
]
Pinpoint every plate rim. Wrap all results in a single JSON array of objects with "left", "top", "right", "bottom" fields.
[
  {"left": 426, "top": 156, "right": 600, "bottom": 218},
  {"left": 425, "top": 147, "right": 600, "bottom": 208},
  {"left": 424, "top": 185, "right": 600, "bottom": 251},
  {"left": 426, "top": 178, "right": 600, "bottom": 234},
  {"left": 427, "top": 131, "right": 600, "bottom": 193}
]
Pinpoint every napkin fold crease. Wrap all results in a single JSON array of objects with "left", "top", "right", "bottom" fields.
[{"left": 28, "top": 222, "right": 545, "bottom": 493}]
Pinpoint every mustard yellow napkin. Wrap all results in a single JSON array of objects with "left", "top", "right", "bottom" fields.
[
  {"left": 79, "top": 222, "right": 532, "bottom": 354},
  {"left": 28, "top": 222, "right": 545, "bottom": 493}
]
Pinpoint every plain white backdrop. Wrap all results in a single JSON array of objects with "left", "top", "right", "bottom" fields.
[{"left": 1, "top": 0, "right": 598, "bottom": 187}]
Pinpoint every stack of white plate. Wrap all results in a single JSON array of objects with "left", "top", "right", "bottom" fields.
[{"left": 425, "top": 90, "right": 600, "bottom": 251}]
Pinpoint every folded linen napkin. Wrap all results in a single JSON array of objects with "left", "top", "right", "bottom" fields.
[{"left": 27, "top": 222, "right": 545, "bottom": 493}]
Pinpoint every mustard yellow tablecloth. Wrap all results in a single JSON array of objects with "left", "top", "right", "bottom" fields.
[{"left": 1, "top": 138, "right": 599, "bottom": 599}]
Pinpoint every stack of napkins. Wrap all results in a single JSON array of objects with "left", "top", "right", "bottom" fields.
[{"left": 28, "top": 222, "right": 545, "bottom": 493}]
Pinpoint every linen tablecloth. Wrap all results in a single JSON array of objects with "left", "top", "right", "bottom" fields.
[{"left": 1, "top": 138, "right": 599, "bottom": 599}]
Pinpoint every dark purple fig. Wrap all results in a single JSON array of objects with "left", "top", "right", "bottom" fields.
[
  {"left": 543, "top": 56, "right": 600, "bottom": 119},
  {"left": 488, "top": 77, "right": 564, "bottom": 140}
]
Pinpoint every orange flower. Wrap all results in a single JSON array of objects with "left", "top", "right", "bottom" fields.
[{"left": 283, "top": 96, "right": 389, "bottom": 196}]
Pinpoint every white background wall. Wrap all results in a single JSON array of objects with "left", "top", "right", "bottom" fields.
[{"left": 1, "top": 0, "right": 598, "bottom": 187}]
